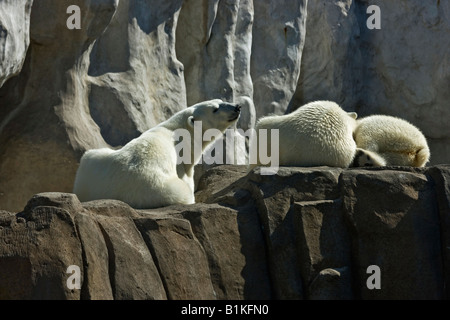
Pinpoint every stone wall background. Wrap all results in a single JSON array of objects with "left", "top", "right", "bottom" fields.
[{"left": 0, "top": 0, "right": 449, "bottom": 212}]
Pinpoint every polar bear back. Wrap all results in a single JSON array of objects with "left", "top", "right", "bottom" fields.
[{"left": 254, "top": 101, "right": 357, "bottom": 168}]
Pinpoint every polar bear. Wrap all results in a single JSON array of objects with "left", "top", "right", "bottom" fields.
[
  {"left": 248, "top": 100, "right": 358, "bottom": 170},
  {"left": 73, "top": 99, "right": 241, "bottom": 209},
  {"left": 353, "top": 115, "right": 430, "bottom": 167}
]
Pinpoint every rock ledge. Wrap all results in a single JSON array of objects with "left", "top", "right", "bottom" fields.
[{"left": 0, "top": 165, "right": 449, "bottom": 300}]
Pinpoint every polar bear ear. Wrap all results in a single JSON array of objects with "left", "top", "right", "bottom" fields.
[
  {"left": 348, "top": 112, "right": 358, "bottom": 119},
  {"left": 187, "top": 116, "right": 195, "bottom": 128}
]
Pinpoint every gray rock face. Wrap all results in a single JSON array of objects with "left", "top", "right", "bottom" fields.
[
  {"left": 0, "top": 0, "right": 186, "bottom": 212},
  {"left": 292, "top": 0, "right": 450, "bottom": 165},
  {"left": 0, "top": 164, "right": 449, "bottom": 300},
  {"left": 0, "top": 0, "right": 448, "bottom": 212},
  {"left": 251, "top": 0, "right": 308, "bottom": 117},
  {"left": 0, "top": 0, "right": 33, "bottom": 87},
  {"left": 88, "top": 0, "right": 187, "bottom": 146},
  {"left": 355, "top": 1, "right": 450, "bottom": 167},
  {"left": 289, "top": 0, "right": 361, "bottom": 111},
  {"left": 0, "top": 0, "right": 120, "bottom": 213}
]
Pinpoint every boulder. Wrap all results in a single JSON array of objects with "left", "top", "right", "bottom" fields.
[
  {"left": 244, "top": 167, "right": 343, "bottom": 299},
  {"left": 342, "top": 167, "right": 446, "bottom": 299},
  {"left": 0, "top": 199, "right": 83, "bottom": 299},
  {"left": 428, "top": 166, "right": 450, "bottom": 298},
  {"left": 293, "top": 200, "right": 353, "bottom": 299},
  {"left": 95, "top": 214, "right": 166, "bottom": 300},
  {"left": 135, "top": 214, "right": 215, "bottom": 300},
  {"left": 179, "top": 204, "right": 270, "bottom": 300},
  {"left": 73, "top": 211, "right": 113, "bottom": 300},
  {"left": 308, "top": 267, "right": 353, "bottom": 300}
]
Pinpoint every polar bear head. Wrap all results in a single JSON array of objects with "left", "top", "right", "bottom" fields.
[{"left": 187, "top": 99, "right": 241, "bottom": 133}]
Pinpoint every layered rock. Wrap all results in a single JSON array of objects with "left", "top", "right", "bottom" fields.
[
  {"left": 289, "top": 0, "right": 361, "bottom": 111},
  {"left": 0, "top": 0, "right": 33, "bottom": 87},
  {"left": 0, "top": 0, "right": 118, "bottom": 213},
  {"left": 250, "top": 0, "right": 308, "bottom": 117},
  {"left": 88, "top": 0, "right": 187, "bottom": 146},
  {"left": 0, "top": 164, "right": 449, "bottom": 300},
  {"left": 355, "top": 0, "right": 450, "bottom": 166},
  {"left": 198, "top": 164, "right": 450, "bottom": 300}
]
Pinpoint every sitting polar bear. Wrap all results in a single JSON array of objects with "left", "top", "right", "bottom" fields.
[
  {"left": 248, "top": 100, "right": 358, "bottom": 170},
  {"left": 353, "top": 114, "right": 430, "bottom": 167},
  {"left": 73, "top": 99, "right": 241, "bottom": 209}
]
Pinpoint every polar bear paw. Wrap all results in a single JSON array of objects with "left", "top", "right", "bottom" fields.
[{"left": 351, "top": 148, "right": 387, "bottom": 167}]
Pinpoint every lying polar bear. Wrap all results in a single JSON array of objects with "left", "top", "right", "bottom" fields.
[
  {"left": 353, "top": 114, "right": 430, "bottom": 167},
  {"left": 73, "top": 99, "right": 241, "bottom": 209},
  {"left": 248, "top": 100, "right": 358, "bottom": 170}
]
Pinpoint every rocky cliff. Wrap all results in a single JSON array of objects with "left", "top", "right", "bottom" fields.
[
  {"left": 0, "top": 164, "right": 449, "bottom": 300},
  {"left": 0, "top": 0, "right": 449, "bottom": 212},
  {"left": 0, "top": 0, "right": 449, "bottom": 301}
]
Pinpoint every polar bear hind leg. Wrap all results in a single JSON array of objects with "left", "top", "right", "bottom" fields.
[
  {"left": 154, "top": 176, "right": 195, "bottom": 208},
  {"left": 122, "top": 174, "right": 195, "bottom": 209}
]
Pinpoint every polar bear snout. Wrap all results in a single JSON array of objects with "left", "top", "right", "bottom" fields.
[
  {"left": 229, "top": 105, "right": 241, "bottom": 121},
  {"left": 221, "top": 103, "right": 241, "bottom": 122},
  {"left": 212, "top": 102, "right": 241, "bottom": 122},
  {"left": 218, "top": 102, "right": 240, "bottom": 111}
]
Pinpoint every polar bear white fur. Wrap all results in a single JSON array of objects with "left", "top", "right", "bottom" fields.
[
  {"left": 248, "top": 100, "right": 358, "bottom": 170},
  {"left": 353, "top": 115, "right": 430, "bottom": 167},
  {"left": 73, "top": 99, "right": 241, "bottom": 209}
]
